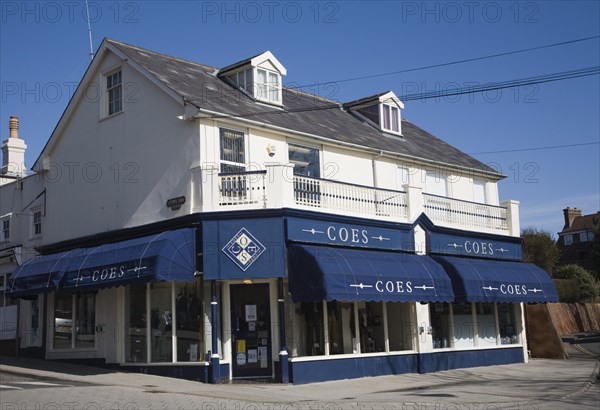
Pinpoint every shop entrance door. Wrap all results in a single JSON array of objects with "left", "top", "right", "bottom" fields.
[{"left": 230, "top": 284, "right": 272, "bottom": 378}]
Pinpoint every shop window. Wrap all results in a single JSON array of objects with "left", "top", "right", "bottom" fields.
[
  {"left": 150, "top": 281, "right": 173, "bottom": 362},
  {"left": 387, "top": 302, "right": 414, "bottom": 351},
  {"left": 53, "top": 292, "right": 96, "bottom": 350},
  {"left": 125, "top": 283, "right": 147, "bottom": 363},
  {"left": 498, "top": 303, "right": 518, "bottom": 345},
  {"left": 175, "top": 281, "right": 203, "bottom": 362},
  {"left": 475, "top": 303, "right": 497, "bottom": 346},
  {"left": 125, "top": 280, "right": 205, "bottom": 363},
  {"left": 328, "top": 301, "right": 355, "bottom": 354},
  {"left": 452, "top": 302, "right": 475, "bottom": 348},
  {"left": 359, "top": 302, "right": 385, "bottom": 353},
  {"left": 293, "top": 301, "right": 325, "bottom": 356},
  {"left": 430, "top": 303, "right": 451, "bottom": 349}
]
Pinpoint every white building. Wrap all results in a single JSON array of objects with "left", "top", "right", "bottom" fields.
[{"left": 0, "top": 39, "right": 558, "bottom": 383}]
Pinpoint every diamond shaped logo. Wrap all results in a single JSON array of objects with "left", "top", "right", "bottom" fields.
[{"left": 222, "top": 228, "right": 266, "bottom": 271}]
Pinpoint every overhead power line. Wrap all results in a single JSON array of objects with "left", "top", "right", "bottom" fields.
[
  {"left": 291, "top": 35, "right": 600, "bottom": 89},
  {"left": 202, "top": 66, "right": 600, "bottom": 120},
  {"left": 469, "top": 141, "right": 600, "bottom": 155},
  {"left": 399, "top": 66, "right": 600, "bottom": 101}
]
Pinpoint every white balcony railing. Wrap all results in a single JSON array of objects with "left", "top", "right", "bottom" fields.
[
  {"left": 218, "top": 171, "right": 266, "bottom": 207},
  {"left": 423, "top": 193, "right": 508, "bottom": 231},
  {"left": 202, "top": 165, "right": 516, "bottom": 235},
  {"left": 293, "top": 175, "right": 408, "bottom": 219}
]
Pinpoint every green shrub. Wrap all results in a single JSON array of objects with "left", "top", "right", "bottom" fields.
[
  {"left": 554, "top": 264, "right": 599, "bottom": 302},
  {"left": 553, "top": 278, "right": 580, "bottom": 303}
]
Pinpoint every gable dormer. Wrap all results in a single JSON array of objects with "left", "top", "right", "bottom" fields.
[
  {"left": 344, "top": 91, "right": 404, "bottom": 136},
  {"left": 218, "top": 51, "right": 287, "bottom": 106}
]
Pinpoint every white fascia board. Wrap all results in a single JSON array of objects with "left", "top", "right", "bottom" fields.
[
  {"left": 378, "top": 91, "right": 404, "bottom": 109},
  {"left": 250, "top": 51, "right": 287, "bottom": 75}
]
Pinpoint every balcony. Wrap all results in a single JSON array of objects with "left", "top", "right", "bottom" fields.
[{"left": 199, "top": 164, "right": 519, "bottom": 236}]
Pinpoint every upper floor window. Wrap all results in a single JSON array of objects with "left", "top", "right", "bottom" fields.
[
  {"left": 473, "top": 179, "right": 486, "bottom": 203},
  {"left": 106, "top": 70, "right": 122, "bottom": 115},
  {"left": 32, "top": 208, "right": 42, "bottom": 237},
  {"left": 382, "top": 104, "right": 400, "bottom": 133},
  {"left": 289, "top": 144, "right": 320, "bottom": 177},
  {"left": 256, "top": 69, "right": 281, "bottom": 104},
  {"left": 219, "top": 51, "right": 286, "bottom": 106},
  {"left": 220, "top": 128, "right": 245, "bottom": 173},
  {"left": 426, "top": 171, "right": 448, "bottom": 197},
  {"left": 564, "top": 234, "right": 573, "bottom": 246},
  {"left": 1, "top": 218, "right": 9, "bottom": 241}
]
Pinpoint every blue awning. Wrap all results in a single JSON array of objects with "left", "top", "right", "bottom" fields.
[
  {"left": 62, "top": 228, "right": 197, "bottom": 292},
  {"left": 287, "top": 244, "right": 454, "bottom": 303},
  {"left": 7, "top": 250, "right": 73, "bottom": 297},
  {"left": 432, "top": 255, "right": 559, "bottom": 303},
  {"left": 8, "top": 228, "right": 197, "bottom": 297}
]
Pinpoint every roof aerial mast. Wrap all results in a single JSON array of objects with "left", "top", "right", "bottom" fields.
[{"left": 85, "top": 0, "right": 94, "bottom": 61}]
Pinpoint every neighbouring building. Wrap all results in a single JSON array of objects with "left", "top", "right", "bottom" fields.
[
  {"left": 0, "top": 39, "right": 558, "bottom": 384},
  {"left": 557, "top": 207, "right": 599, "bottom": 273}
]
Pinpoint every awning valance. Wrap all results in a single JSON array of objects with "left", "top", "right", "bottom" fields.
[
  {"left": 432, "top": 255, "right": 559, "bottom": 303},
  {"left": 8, "top": 228, "right": 197, "bottom": 297},
  {"left": 7, "top": 250, "right": 72, "bottom": 298},
  {"left": 287, "top": 244, "right": 454, "bottom": 303}
]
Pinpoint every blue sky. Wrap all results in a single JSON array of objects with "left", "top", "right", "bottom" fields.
[{"left": 1, "top": 0, "right": 599, "bottom": 237}]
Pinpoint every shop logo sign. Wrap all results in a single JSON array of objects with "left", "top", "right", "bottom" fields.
[{"left": 222, "top": 228, "right": 266, "bottom": 271}]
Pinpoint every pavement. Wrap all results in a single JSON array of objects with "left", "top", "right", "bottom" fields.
[{"left": 0, "top": 341, "right": 598, "bottom": 409}]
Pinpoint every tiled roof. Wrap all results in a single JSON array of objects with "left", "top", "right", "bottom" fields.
[
  {"left": 107, "top": 38, "right": 501, "bottom": 177},
  {"left": 561, "top": 212, "right": 600, "bottom": 233}
]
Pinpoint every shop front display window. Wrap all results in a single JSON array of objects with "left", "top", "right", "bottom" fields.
[
  {"left": 498, "top": 303, "right": 518, "bottom": 344},
  {"left": 176, "top": 281, "right": 203, "bottom": 362},
  {"left": 387, "top": 302, "right": 414, "bottom": 351},
  {"left": 53, "top": 291, "right": 96, "bottom": 350},
  {"left": 150, "top": 281, "right": 173, "bottom": 362},
  {"left": 430, "top": 303, "right": 451, "bottom": 349},
  {"left": 293, "top": 302, "right": 324, "bottom": 356},
  {"left": 452, "top": 302, "right": 475, "bottom": 348},
  {"left": 358, "top": 302, "right": 385, "bottom": 353},
  {"left": 328, "top": 301, "right": 354, "bottom": 354},
  {"left": 125, "top": 283, "right": 147, "bottom": 363},
  {"left": 475, "top": 303, "right": 497, "bottom": 346}
]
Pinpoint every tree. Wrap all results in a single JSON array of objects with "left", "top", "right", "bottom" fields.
[
  {"left": 554, "top": 264, "right": 599, "bottom": 302},
  {"left": 591, "top": 223, "right": 600, "bottom": 281},
  {"left": 521, "top": 226, "right": 560, "bottom": 274}
]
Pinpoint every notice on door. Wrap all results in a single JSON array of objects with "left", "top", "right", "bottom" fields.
[
  {"left": 237, "top": 339, "right": 246, "bottom": 353},
  {"left": 245, "top": 305, "right": 257, "bottom": 322},
  {"left": 247, "top": 349, "right": 258, "bottom": 363},
  {"left": 258, "top": 346, "right": 268, "bottom": 368},
  {"left": 236, "top": 353, "right": 246, "bottom": 366}
]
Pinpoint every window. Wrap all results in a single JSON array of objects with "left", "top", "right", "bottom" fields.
[
  {"left": 475, "top": 303, "right": 496, "bottom": 346},
  {"left": 1, "top": 218, "right": 9, "bottom": 241},
  {"left": 498, "top": 303, "right": 518, "bottom": 344},
  {"left": 580, "top": 231, "right": 595, "bottom": 242},
  {"left": 220, "top": 128, "right": 246, "bottom": 173},
  {"left": 53, "top": 292, "right": 96, "bottom": 349},
  {"left": 288, "top": 144, "right": 320, "bottom": 178},
  {"left": 430, "top": 303, "right": 452, "bottom": 348},
  {"left": 125, "top": 279, "right": 204, "bottom": 363},
  {"left": 564, "top": 234, "right": 573, "bottom": 246},
  {"left": 396, "top": 165, "right": 410, "bottom": 189},
  {"left": 31, "top": 208, "right": 42, "bottom": 237},
  {"left": 227, "top": 68, "right": 254, "bottom": 96},
  {"left": 381, "top": 104, "right": 400, "bottom": 133},
  {"left": 426, "top": 171, "right": 448, "bottom": 197},
  {"left": 106, "top": 70, "right": 122, "bottom": 115},
  {"left": 328, "top": 301, "right": 355, "bottom": 354},
  {"left": 255, "top": 68, "right": 280, "bottom": 104},
  {"left": 357, "top": 104, "right": 379, "bottom": 124},
  {"left": 293, "top": 301, "right": 325, "bottom": 357},
  {"left": 0, "top": 273, "right": 16, "bottom": 308},
  {"left": 473, "top": 179, "right": 486, "bottom": 203}
]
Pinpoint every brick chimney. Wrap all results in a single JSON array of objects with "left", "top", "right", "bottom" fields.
[
  {"left": 563, "top": 207, "right": 582, "bottom": 229},
  {"left": 1, "top": 116, "right": 27, "bottom": 177}
]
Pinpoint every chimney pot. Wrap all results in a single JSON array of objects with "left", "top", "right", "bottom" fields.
[
  {"left": 9, "top": 116, "right": 19, "bottom": 139},
  {"left": 563, "top": 207, "right": 582, "bottom": 230}
]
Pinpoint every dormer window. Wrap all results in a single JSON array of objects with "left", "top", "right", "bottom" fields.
[
  {"left": 344, "top": 91, "right": 404, "bottom": 136},
  {"left": 219, "top": 51, "right": 286, "bottom": 106}
]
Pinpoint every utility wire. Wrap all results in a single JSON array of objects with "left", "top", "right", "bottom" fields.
[
  {"left": 203, "top": 66, "right": 600, "bottom": 120},
  {"left": 469, "top": 141, "right": 600, "bottom": 155},
  {"left": 399, "top": 66, "right": 600, "bottom": 101},
  {"left": 290, "top": 35, "right": 600, "bottom": 89}
]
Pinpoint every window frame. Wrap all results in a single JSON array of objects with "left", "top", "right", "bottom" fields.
[
  {"left": 380, "top": 103, "right": 401, "bottom": 134},
  {"left": 30, "top": 207, "right": 42, "bottom": 238},
  {"left": 219, "top": 127, "right": 247, "bottom": 173},
  {"left": 255, "top": 67, "right": 281, "bottom": 105},
  {"left": 1, "top": 216, "right": 9, "bottom": 242},
  {"left": 288, "top": 143, "right": 321, "bottom": 178}
]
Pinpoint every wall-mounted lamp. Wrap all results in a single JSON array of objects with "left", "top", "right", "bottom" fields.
[{"left": 243, "top": 279, "right": 253, "bottom": 285}]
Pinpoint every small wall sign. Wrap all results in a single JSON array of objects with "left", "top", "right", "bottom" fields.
[{"left": 166, "top": 196, "right": 186, "bottom": 210}]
